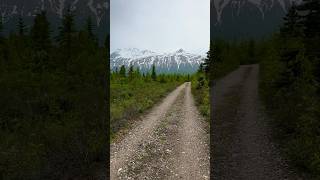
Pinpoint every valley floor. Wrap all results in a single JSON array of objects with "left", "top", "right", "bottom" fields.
[{"left": 110, "top": 82, "right": 209, "bottom": 179}]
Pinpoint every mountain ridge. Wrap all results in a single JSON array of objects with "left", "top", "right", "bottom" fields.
[
  {"left": 213, "top": 0, "right": 301, "bottom": 23},
  {"left": 111, "top": 48, "right": 205, "bottom": 74},
  {"left": 0, "top": 0, "right": 108, "bottom": 41},
  {"left": 211, "top": 0, "right": 302, "bottom": 39}
]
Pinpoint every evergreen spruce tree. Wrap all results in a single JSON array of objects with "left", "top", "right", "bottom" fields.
[
  {"left": 31, "top": 11, "right": 51, "bottom": 51},
  {"left": 119, "top": 65, "right": 126, "bottom": 77},
  {"left": 0, "top": 17, "right": 3, "bottom": 39},
  {"left": 300, "top": 0, "right": 320, "bottom": 40},
  {"left": 114, "top": 67, "right": 118, "bottom": 74},
  {"left": 128, "top": 65, "right": 134, "bottom": 80},
  {"left": 86, "top": 16, "right": 97, "bottom": 43},
  {"left": 105, "top": 34, "right": 110, "bottom": 105},
  {"left": 151, "top": 64, "right": 157, "bottom": 81},
  {"left": 105, "top": 35, "right": 110, "bottom": 74},
  {"left": 203, "top": 46, "right": 210, "bottom": 74},
  {"left": 17, "top": 15, "right": 26, "bottom": 36},
  {"left": 248, "top": 40, "right": 256, "bottom": 64},
  {"left": 135, "top": 67, "right": 140, "bottom": 77},
  {"left": 56, "top": 6, "right": 76, "bottom": 60},
  {"left": 104, "top": 34, "right": 110, "bottom": 50},
  {"left": 0, "top": 17, "right": 3, "bottom": 67},
  {"left": 278, "top": 3, "right": 308, "bottom": 88},
  {"left": 30, "top": 11, "right": 51, "bottom": 71},
  {"left": 204, "top": 41, "right": 214, "bottom": 81},
  {"left": 281, "top": 3, "right": 302, "bottom": 38},
  {"left": 299, "top": 0, "right": 320, "bottom": 84},
  {"left": 198, "top": 63, "right": 204, "bottom": 73}
]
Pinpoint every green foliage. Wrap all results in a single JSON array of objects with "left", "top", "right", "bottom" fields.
[
  {"left": 119, "top": 65, "right": 126, "bottom": 77},
  {"left": 191, "top": 72, "right": 209, "bottom": 119},
  {"left": 0, "top": 12, "right": 107, "bottom": 179},
  {"left": 300, "top": 0, "right": 320, "bottom": 83},
  {"left": 259, "top": 3, "right": 320, "bottom": 177},
  {"left": 56, "top": 6, "right": 76, "bottom": 61},
  {"left": 30, "top": 11, "right": 51, "bottom": 51},
  {"left": 151, "top": 64, "right": 157, "bottom": 81},
  {"left": 247, "top": 40, "right": 256, "bottom": 64},
  {"left": 198, "top": 39, "right": 254, "bottom": 120},
  {"left": 198, "top": 63, "right": 204, "bottom": 73},
  {"left": 17, "top": 15, "right": 27, "bottom": 36},
  {"left": 0, "top": 17, "right": 2, "bottom": 34},
  {"left": 128, "top": 65, "right": 134, "bottom": 80},
  {"left": 281, "top": 3, "right": 302, "bottom": 38},
  {"left": 204, "top": 39, "right": 245, "bottom": 83},
  {"left": 85, "top": 16, "right": 97, "bottom": 45}
]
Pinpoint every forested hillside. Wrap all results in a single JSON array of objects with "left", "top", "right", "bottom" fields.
[{"left": 0, "top": 8, "right": 108, "bottom": 179}]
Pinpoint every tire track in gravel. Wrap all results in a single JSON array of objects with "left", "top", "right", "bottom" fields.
[
  {"left": 171, "top": 82, "right": 209, "bottom": 180},
  {"left": 111, "top": 82, "right": 209, "bottom": 179},
  {"left": 211, "top": 64, "right": 302, "bottom": 180},
  {"left": 119, "top": 90, "right": 186, "bottom": 179}
]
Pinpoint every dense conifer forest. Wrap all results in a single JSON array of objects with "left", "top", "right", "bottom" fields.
[
  {"left": 259, "top": 1, "right": 320, "bottom": 177},
  {"left": 0, "top": 8, "right": 108, "bottom": 179}
]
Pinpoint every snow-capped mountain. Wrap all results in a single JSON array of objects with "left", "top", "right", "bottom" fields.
[
  {"left": 213, "top": 0, "right": 301, "bottom": 23},
  {"left": 111, "top": 48, "right": 205, "bottom": 74},
  {"left": 212, "top": 0, "right": 302, "bottom": 39},
  {"left": 0, "top": 0, "right": 108, "bottom": 41}
]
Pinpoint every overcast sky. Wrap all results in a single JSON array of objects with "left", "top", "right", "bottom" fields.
[{"left": 110, "top": 0, "right": 210, "bottom": 55}]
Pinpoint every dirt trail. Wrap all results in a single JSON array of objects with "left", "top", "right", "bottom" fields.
[
  {"left": 211, "top": 64, "right": 301, "bottom": 180},
  {"left": 110, "top": 82, "right": 209, "bottom": 179}
]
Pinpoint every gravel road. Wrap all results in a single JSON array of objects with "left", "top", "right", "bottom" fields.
[
  {"left": 110, "top": 82, "right": 209, "bottom": 179},
  {"left": 211, "top": 64, "right": 302, "bottom": 180}
]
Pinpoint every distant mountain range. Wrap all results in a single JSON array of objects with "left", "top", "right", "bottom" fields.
[
  {"left": 111, "top": 48, "right": 205, "bottom": 74},
  {"left": 0, "top": 0, "right": 108, "bottom": 41},
  {"left": 211, "top": 0, "right": 301, "bottom": 39}
]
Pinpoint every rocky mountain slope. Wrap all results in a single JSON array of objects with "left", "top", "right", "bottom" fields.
[
  {"left": 0, "top": 0, "right": 108, "bottom": 41},
  {"left": 211, "top": 0, "right": 302, "bottom": 39},
  {"left": 111, "top": 48, "right": 205, "bottom": 74}
]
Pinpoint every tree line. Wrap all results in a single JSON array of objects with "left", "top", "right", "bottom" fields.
[
  {"left": 0, "top": 7, "right": 108, "bottom": 179},
  {"left": 259, "top": 0, "right": 320, "bottom": 177},
  {"left": 111, "top": 64, "right": 190, "bottom": 83},
  {"left": 201, "top": 38, "right": 260, "bottom": 84}
]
